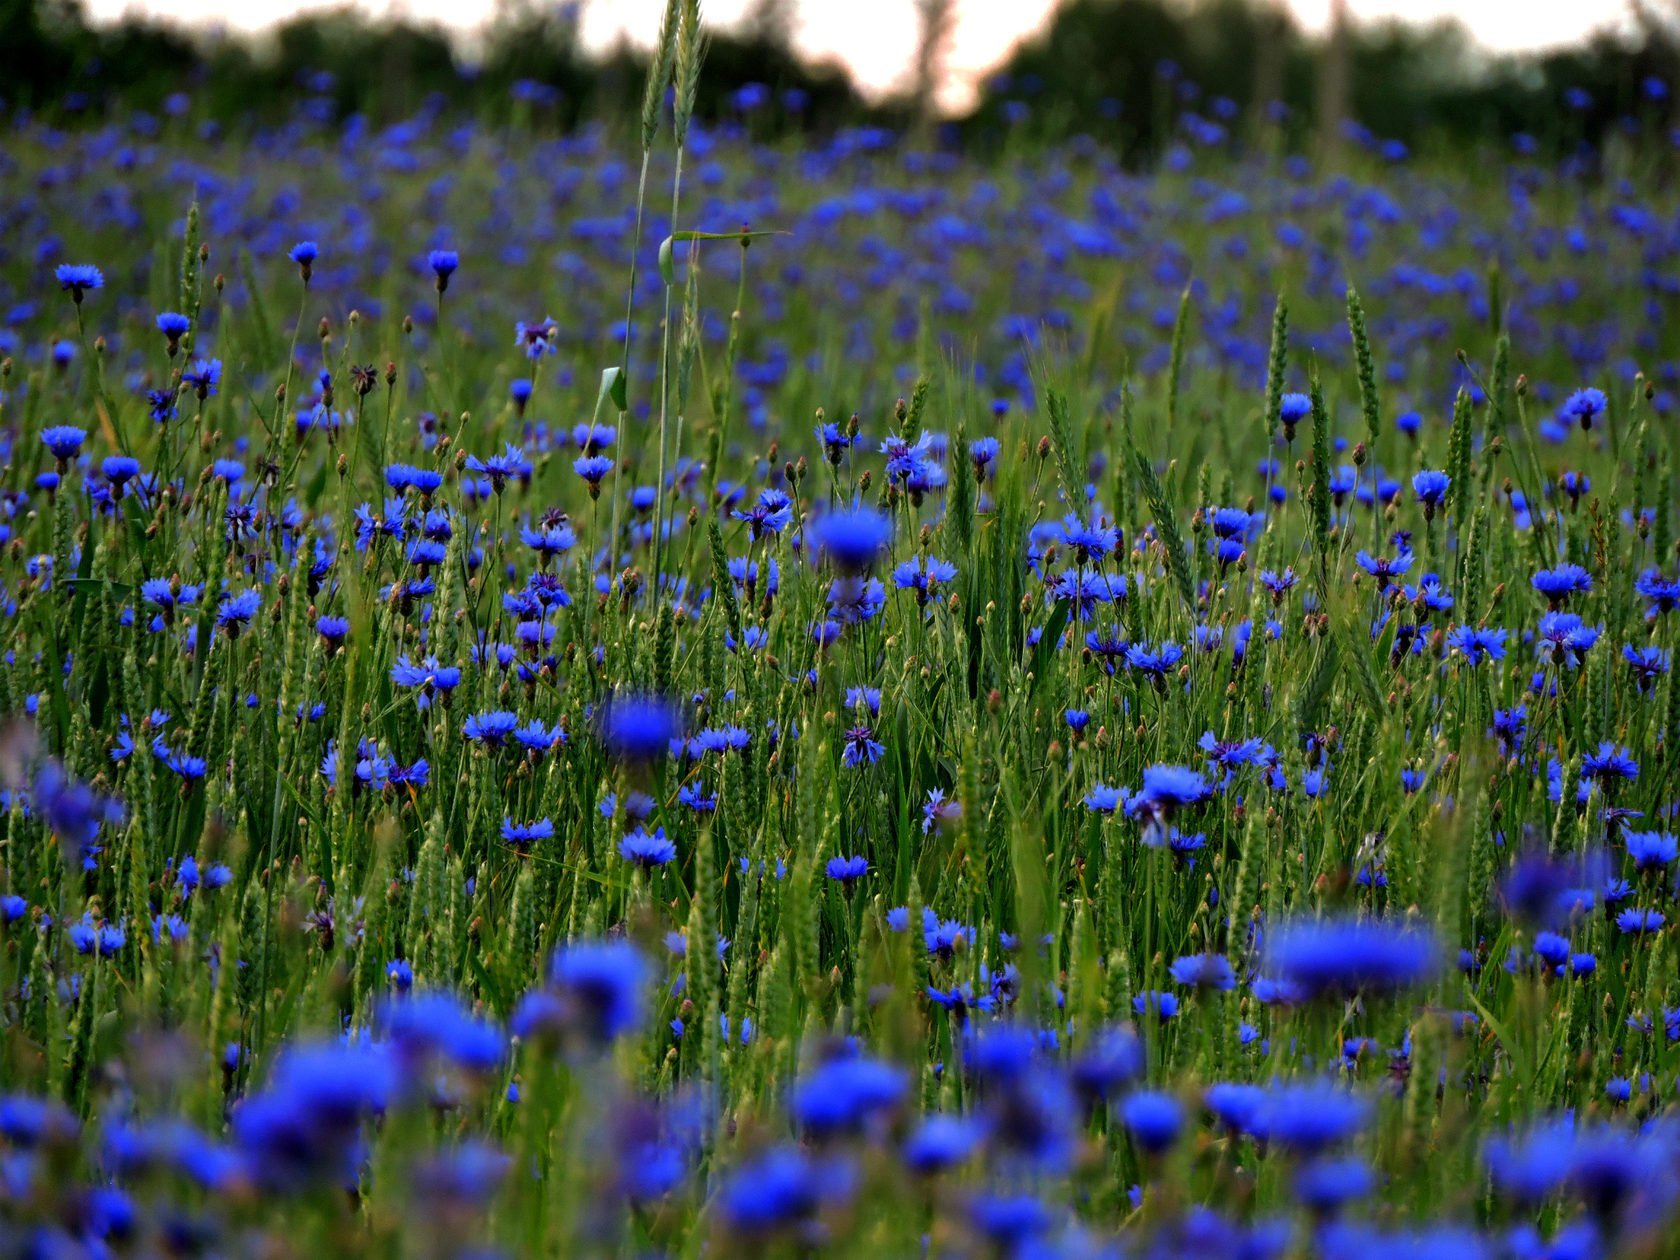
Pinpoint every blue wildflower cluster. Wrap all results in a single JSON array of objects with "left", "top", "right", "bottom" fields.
[{"left": 1, "top": 17, "right": 1680, "bottom": 1258}]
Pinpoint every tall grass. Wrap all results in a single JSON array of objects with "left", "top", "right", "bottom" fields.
[{"left": 0, "top": 17, "right": 1678, "bottom": 1256}]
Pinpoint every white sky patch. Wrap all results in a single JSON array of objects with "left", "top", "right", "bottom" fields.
[{"left": 81, "top": 0, "right": 1631, "bottom": 113}]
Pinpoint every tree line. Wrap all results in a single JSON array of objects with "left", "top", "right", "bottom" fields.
[{"left": 3, "top": 0, "right": 1678, "bottom": 159}]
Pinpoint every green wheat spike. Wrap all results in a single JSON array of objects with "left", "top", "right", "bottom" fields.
[{"left": 1346, "top": 285, "right": 1382, "bottom": 460}]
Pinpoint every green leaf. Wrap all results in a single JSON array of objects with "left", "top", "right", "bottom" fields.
[
  {"left": 597, "top": 365, "right": 627, "bottom": 416},
  {"left": 659, "top": 230, "right": 786, "bottom": 287},
  {"left": 664, "top": 229, "right": 788, "bottom": 243},
  {"left": 1028, "top": 598, "right": 1072, "bottom": 700}
]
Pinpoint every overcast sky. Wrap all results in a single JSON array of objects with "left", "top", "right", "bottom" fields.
[{"left": 82, "top": 0, "right": 1631, "bottom": 110}]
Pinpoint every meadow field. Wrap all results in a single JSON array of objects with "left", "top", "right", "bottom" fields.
[{"left": 2, "top": 13, "right": 1680, "bottom": 1256}]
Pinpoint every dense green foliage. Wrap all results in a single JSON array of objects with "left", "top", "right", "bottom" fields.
[{"left": 3, "top": 1, "right": 1680, "bottom": 1254}]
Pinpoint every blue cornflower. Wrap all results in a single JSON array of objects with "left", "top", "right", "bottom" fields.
[
  {"left": 463, "top": 710, "right": 519, "bottom": 747},
  {"left": 34, "top": 762, "right": 122, "bottom": 864},
  {"left": 540, "top": 939, "right": 649, "bottom": 1045},
  {"left": 154, "top": 737, "right": 207, "bottom": 782},
  {"left": 1536, "top": 612, "right": 1601, "bottom": 668},
  {"left": 41, "top": 426, "right": 87, "bottom": 461},
  {"left": 506, "top": 720, "right": 560, "bottom": 757},
  {"left": 314, "top": 614, "right": 350, "bottom": 648},
  {"left": 813, "top": 506, "right": 892, "bottom": 573},
  {"left": 815, "top": 420, "right": 853, "bottom": 464},
  {"left": 1125, "top": 640, "right": 1183, "bottom": 677},
  {"left": 731, "top": 488, "right": 793, "bottom": 540},
  {"left": 903, "top": 1115, "right": 983, "bottom": 1172},
  {"left": 1264, "top": 916, "right": 1438, "bottom": 998},
  {"left": 501, "top": 817, "right": 554, "bottom": 849},
  {"left": 174, "top": 854, "right": 203, "bottom": 893},
  {"left": 1355, "top": 550, "right": 1413, "bottom": 583},
  {"left": 572, "top": 422, "right": 615, "bottom": 453},
  {"left": 1624, "top": 644, "right": 1671, "bottom": 692},
  {"left": 503, "top": 374, "right": 530, "bottom": 414},
  {"left": 618, "top": 826, "right": 676, "bottom": 868},
  {"left": 842, "top": 725, "right": 884, "bottom": 768},
  {"left": 845, "top": 686, "right": 881, "bottom": 715},
  {"left": 1617, "top": 907, "right": 1665, "bottom": 935},
  {"left": 215, "top": 589, "right": 261, "bottom": 637},
  {"left": 1484, "top": 1120, "right": 1577, "bottom": 1202},
  {"left": 1491, "top": 705, "right": 1528, "bottom": 755},
  {"left": 678, "top": 781, "right": 717, "bottom": 812},
  {"left": 1411, "top": 470, "right": 1450, "bottom": 513},
  {"left": 825, "top": 855, "right": 869, "bottom": 886},
  {"left": 1278, "top": 391, "right": 1312, "bottom": 434},
  {"left": 1581, "top": 742, "right": 1638, "bottom": 784},
  {"left": 1402, "top": 573, "right": 1453, "bottom": 612},
  {"left": 1068, "top": 1028, "right": 1144, "bottom": 1103},
  {"left": 1120, "top": 1091, "right": 1183, "bottom": 1154},
  {"left": 879, "top": 431, "right": 936, "bottom": 484},
  {"left": 69, "top": 913, "right": 126, "bottom": 956},
  {"left": 1209, "top": 506, "right": 1254, "bottom": 540},
  {"left": 146, "top": 388, "right": 179, "bottom": 422},
  {"left": 1060, "top": 514, "right": 1119, "bottom": 564},
  {"left": 287, "top": 240, "right": 318, "bottom": 281},
  {"left": 891, "top": 555, "right": 958, "bottom": 605},
  {"left": 1206, "top": 1082, "right": 1266, "bottom": 1131},
  {"left": 1198, "top": 730, "right": 1264, "bottom": 773},
  {"left": 717, "top": 1146, "right": 848, "bottom": 1235},
  {"left": 598, "top": 694, "right": 682, "bottom": 764},
  {"left": 1624, "top": 830, "right": 1677, "bottom": 871},
  {"left": 1169, "top": 953, "right": 1236, "bottom": 990},
  {"left": 1161, "top": 828, "right": 1207, "bottom": 861},
  {"left": 1531, "top": 563, "right": 1593, "bottom": 607},
  {"left": 1130, "top": 764, "right": 1211, "bottom": 816},
  {"left": 393, "top": 661, "right": 467, "bottom": 712},
  {"left": 1132, "top": 989, "right": 1180, "bottom": 1022},
  {"left": 428, "top": 249, "right": 459, "bottom": 291},
  {"left": 1446, "top": 625, "right": 1507, "bottom": 666},
  {"left": 1562, "top": 387, "right": 1607, "bottom": 431},
  {"left": 181, "top": 358, "right": 221, "bottom": 399},
  {"left": 1249, "top": 1083, "right": 1371, "bottom": 1151},
  {"left": 1636, "top": 568, "right": 1680, "bottom": 618},
  {"left": 922, "top": 787, "right": 961, "bottom": 834},
  {"left": 55, "top": 264, "right": 104, "bottom": 301},
  {"left": 514, "top": 318, "right": 557, "bottom": 359},
  {"left": 791, "top": 1057, "right": 905, "bottom": 1137},
  {"left": 1533, "top": 931, "right": 1570, "bottom": 968},
  {"left": 825, "top": 576, "right": 885, "bottom": 625},
  {"left": 520, "top": 517, "right": 576, "bottom": 561},
  {"left": 969, "top": 1194, "right": 1054, "bottom": 1250},
  {"left": 465, "top": 442, "right": 529, "bottom": 492},
  {"left": 102, "top": 456, "right": 142, "bottom": 496},
  {"left": 1084, "top": 784, "right": 1126, "bottom": 815},
  {"left": 1052, "top": 568, "right": 1127, "bottom": 620},
  {"left": 378, "top": 992, "right": 505, "bottom": 1073},
  {"left": 1259, "top": 567, "right": 1299, "bottom": 602},
  {"left": 922, "top": 909, "right": 973, "bottom": 960},
  {"left": 1294, "top": 1157, "right": 1374, "bottom": 1212},
  {"left": 574, "top": 455, "right": 614, "bottom": 496},
  {"left": 156, "top": 311, "right": 190, "bottom": 347}
]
